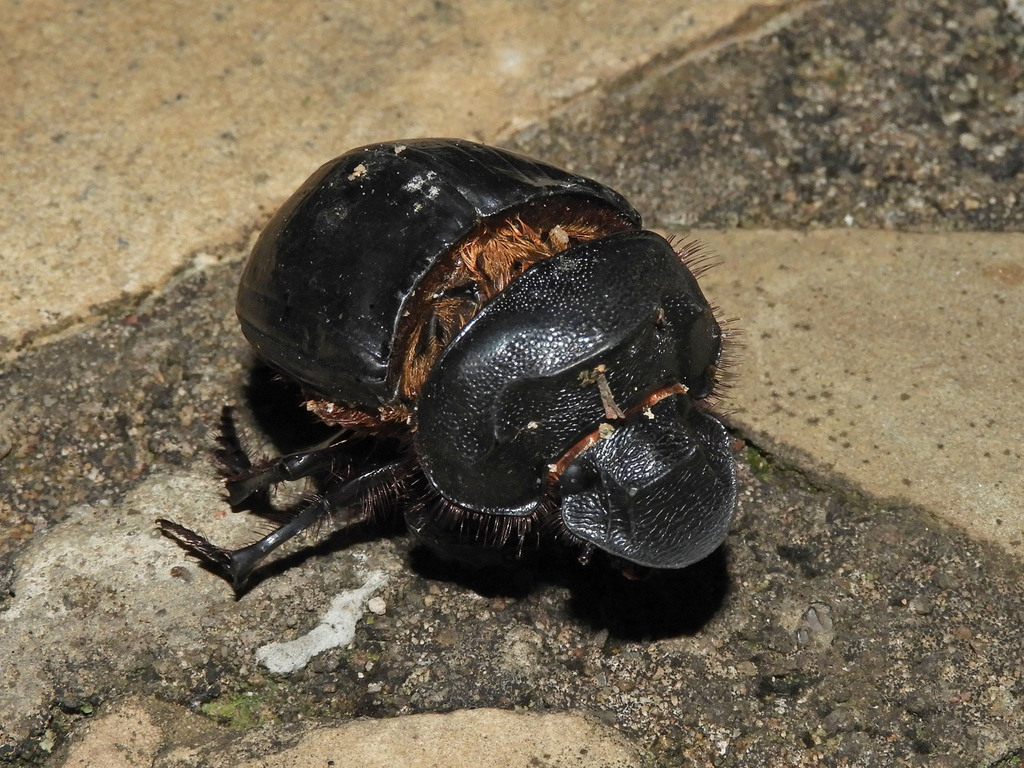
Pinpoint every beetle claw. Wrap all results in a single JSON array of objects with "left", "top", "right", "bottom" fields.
[
  {"left": 210, "top": 406, "right": 274, "bottom": 510},
  {"left": 222, "top": 469, "right": 272, "bottom": 509},
  {"left": 158, "top": 460, "right": 406, "bottom": 593},
  {"left": 156, "top": 518, "right": 259, "bottom": 592},
  {"left": 156, "top": 518, "right": 234, "bottom": 569}
]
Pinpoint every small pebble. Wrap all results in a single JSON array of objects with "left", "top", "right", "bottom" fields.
[
  {"left": 796, "top": 602, "right": 835, "bottom": 648},
  {"left": 822, "top": 706, "right": 858, "bottom": 735},
  {"left": 908, "top": 596, "right": 934, "bottom": 615},
  {"left": 735, "top": 660, "right": 757, "bottom": 677},
  {"left": 958, "top": 132, "right": 982, "bottom": 151}
]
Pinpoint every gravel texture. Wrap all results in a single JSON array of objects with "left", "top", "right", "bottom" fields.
[{"left": 511, "top": 0, "right": 1024, "bottom": 232}]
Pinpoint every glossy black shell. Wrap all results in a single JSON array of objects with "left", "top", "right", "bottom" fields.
[
  {"left": 414, "top": 228, "right": 734, "bottom": 568},
  {"left": 415, "top": 230, "right": 721, "bottom": 516},
  {"left": 238, "top": 139, "right": 639, "bottom": 407}
]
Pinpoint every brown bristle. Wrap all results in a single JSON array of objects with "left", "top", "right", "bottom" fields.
[
  {"left": 357, "top": 461, "right": 415, "bottom": 525},
  {"left": 432, "top": 497, "right": 541, "bottom": 553},
  {"left": 250, "top": 508, "right": 300, "bottom": 532},
  {"left": 667, "top": 240, "right": 740, "bottom": 413},
  {"left": 701, "top": 311, "right": 742, "bottom": 410},
  {"left": 537, "top": 486, "right": 596, "bottom": 563},
  {"left": 407, "top": 477, "right": 560, "bottom": 558},
  {"left": 390, "top": 197, "right": 636, "bottom": 402},
  {"left": 304, "top": 398, "right": 412, "bottom": 432},
  {"left": 542, "top": 510, "right": 583, "bottom": 552},
  {"left": 699, "top": 315, "right": 742, "bottom": 417}
]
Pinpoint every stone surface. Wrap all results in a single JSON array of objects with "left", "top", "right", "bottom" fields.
[
  {"left": 514, "top": 0, "right": 1024, "bottom": 232},
  {"left": 60, "top": 699, "right": 216, "bottom": 768},
  {"left": 694, "top": 228, "right": 1024, "bottom": 554},
  {"left": 0, "top": 471, "right": 404, "bottom": 756},
  {"left": 0, "top": 0, "right": 792, "bottom": 354},
  {"left": 2, "top": 0, "right": 1024, "bottom": 765},
  {"left": 169, "top": 709, "right": 643, "bottom": 768},
  {"left": 5, "top": 431, "right": 1018, "bottom": 766},
  {"left": 59, "top": 702, "right": 642, "bottom": 768}
]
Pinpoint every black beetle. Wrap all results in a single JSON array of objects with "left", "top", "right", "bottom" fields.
[{"left": 158, "top": 139, "right": 736, "bottom": 591}]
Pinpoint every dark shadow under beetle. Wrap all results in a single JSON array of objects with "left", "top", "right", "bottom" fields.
[
  {"left": 241, "top": 360, "right": 338, "bottom": 455},
  {"left": 410, "top": 541, "right": 731, "bottom": 641}
]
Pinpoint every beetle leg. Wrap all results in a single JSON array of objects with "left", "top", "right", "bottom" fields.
[
  {"left": 223, "top": 438, "right": 347, "bottom": 508},
  {"left": 155, "top": 518, "right": 235, "bottom": 570},
  {"left": 414, "top": 310, "right": 444, "bottom": 358},
  {"left": 213, "top": 405, "right": 252, "bottom": 478},
  {"left": 216, "top": 407, "right": 349, "bottom": 507},
  {"left": 158, "top": 461, "right": 404, "bottom": 592}
]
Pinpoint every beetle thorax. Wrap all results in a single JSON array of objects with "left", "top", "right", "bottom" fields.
[{"left": 306, "top": 198, "right": 635, "bottom": 433}]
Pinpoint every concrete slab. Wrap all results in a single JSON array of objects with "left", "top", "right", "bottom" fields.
[
  {"left": 174, "top": 709, "right": 644, "bottom": 768},
  {"left": 1, "top": 0, "right": 795, "bottom": 355},
  {"left": 0, "top": 469, "right": 406, "bottom": 758},
  {"left": 513, "top": 0, "right": 1024, "bottom": 234},
  {"left": 2, "top": 400, "right": 1021, "bottom": 766},
  {"left": 695, "top": 228, "right": 1024, "bottom": 555},
  {"left": 59, "top": 701, "right": 642, "bottom": 768}
]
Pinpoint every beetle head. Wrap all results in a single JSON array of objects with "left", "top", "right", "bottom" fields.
[{"left": 558, "top": 394, "right": 735, "bottom": 569}]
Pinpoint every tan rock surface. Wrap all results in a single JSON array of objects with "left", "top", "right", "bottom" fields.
[
  {"left": 2, "top": 0, "right": 791, "bottom": 353},
  {"left": 696, "top": 228, "right": 1024, "bottom": 554},
  {"left": 60, "top": 701, "right": 643, "bottom": 768}
]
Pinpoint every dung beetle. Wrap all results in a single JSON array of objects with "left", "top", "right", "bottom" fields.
[{"left": 158, "top": 139, "right": 736, "bottom": 591}]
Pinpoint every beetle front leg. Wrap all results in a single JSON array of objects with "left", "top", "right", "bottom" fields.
[
  {"left": 158, "top": 460, "right": 404, "bottom": 593},
  {"left": 223, "top": 441, "right": 348, "bottom": 508},
  {"left": 214, "top": 406, "right": 349, "bottom": 508},
  {"left": 212, "top": 405, "right": 254, "bottom": 479}
]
